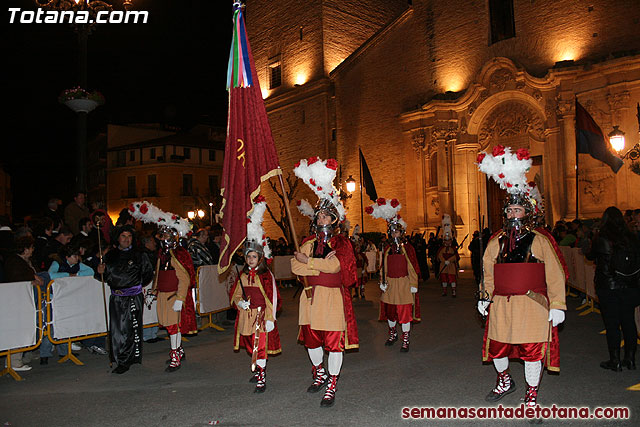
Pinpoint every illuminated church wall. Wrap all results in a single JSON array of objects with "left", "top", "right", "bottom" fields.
[{"left": 247, "top": 0, "right": 640, "bottom": 247}]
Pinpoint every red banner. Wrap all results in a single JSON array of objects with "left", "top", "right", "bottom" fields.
[{"left": 218, "top": 5, "right": 280, "bottom": 274}]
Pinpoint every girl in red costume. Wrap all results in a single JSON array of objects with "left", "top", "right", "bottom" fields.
[{"left": 230, "top": 196, "right": 281, "bottom": 393}]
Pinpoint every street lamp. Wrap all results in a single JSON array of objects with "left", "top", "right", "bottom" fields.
[
  {"left": 36, "top": 0, "right": 133, "bottom": 193},
  {"left": 197, "top": 209, "right": 205, "bottom": 219},
  {"left": 187, "top": 211, "right": 195, "bottom": 220},
  {"left": 608, "top": 125, "right": 626, "bottom": 154},
  {"left": 208, "top": 202, "right": 214, "bottom": 226},
  {"left": 345, "top": 175, "right": 356, "bottom": 193}
]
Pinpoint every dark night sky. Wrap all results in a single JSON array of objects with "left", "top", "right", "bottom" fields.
[{"left": 3, "top": 0, "right": 233, "bottom": 218}]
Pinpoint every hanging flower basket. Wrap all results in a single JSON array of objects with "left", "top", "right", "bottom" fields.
[{"left": 59, "top": 87, "right": 105, "bottom": 113}]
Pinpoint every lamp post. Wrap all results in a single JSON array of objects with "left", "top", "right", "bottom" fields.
[
  {"left": 208, "top": 202, "right": 214, "bottom": 226},
  {"left": 345, "top": 175, "right": 356, "bottom": 193},
  {"left": 197, "top": 209, "right": 205, "bottom": 219},
  {"left": 608, "top": 126, "right": 626, "bottom": 154},
  {"left": 37, "top": 0, "right": 133, "bottom": 193},
  {"left": 187, "top": 211, "right": 196, "bottom": 220}
]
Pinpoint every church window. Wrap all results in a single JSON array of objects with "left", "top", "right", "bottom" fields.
[{"left": 489, "top": 0, "right": 515, "bottom": 44}]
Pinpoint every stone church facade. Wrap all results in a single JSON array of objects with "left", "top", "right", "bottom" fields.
[{"left": 246, "top": 0, "right": 640, "bottom": 262}]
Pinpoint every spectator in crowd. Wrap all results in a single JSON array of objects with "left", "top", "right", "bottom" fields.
[
  {"left": 411, "top": 233, "right": 430, "bottom": 282},
  {"left": 633, "top": 209, "right": 640, "bottom": 238},
  {"left": 48, "top": 245, "right": 94, "bottom": 279},
  {"left": 589, "top": 206, "right": 640, "bottom": 371},
  {"left": 42, "top": 226, "right": 73, "bottom": 271},
  {"left": 89, "top": 209, "right": 113, "bottom": 250},
  {"left": 43, "top": 198, "right": 63, "bottom": 227},
  {"left": 47, "top": 245, "right": 108, "bottom": 356},
  {"left": 187, "top": 228, "right": 215, "bottom": 270},
  {"left": 75, "top": 238, "right": 101, "bottom": 272},
  {"left": 32, "top": 217, "right": 54, "bottom": 272},
  {"left": 64, "top": 192, "right": 89, "bottom": 235},
  {"left": 71, "top": 217, "right": 92, "bottom": 247},
  {"left": 468, "top": 231, "right": 483, "bottom": 286},
  {"left": 2, "top": 236, "right": 43, "bottom": 371},
  {"left": 427, "top": 232, "right": 441, "bottom": 275},
  {"left": 115, "top": 208, "right": 135, "bottom": 227},
  {"left": 207, "top": 225, "right": 223, "bottom": 264},
  {"left": 556, "top": 226, "right": 577, "bottom": 247}
]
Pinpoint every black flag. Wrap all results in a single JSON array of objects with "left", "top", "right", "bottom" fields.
[{"left": 359, "top": 148, "right": 378, "bottom": 202}]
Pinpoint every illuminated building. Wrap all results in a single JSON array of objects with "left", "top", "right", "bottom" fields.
[
  {"left": 248, "top": 0, "right": 640, "bottom": 264},
  {"left": 105, "top": 124, "right": 225, "bottom": 224}
]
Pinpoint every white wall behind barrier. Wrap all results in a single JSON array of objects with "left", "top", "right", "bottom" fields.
[
  {"left": 272, "top": 256, "right": 294, "bottom": 280},
  {"left": 51, "top": 277, "right": 111, "bottom": 339},
  {"left": 197, "top": 265, "right": 231, "bottom": 314},
  {"left": 0, "top": 281, "right": 37, "bottom": 352}
]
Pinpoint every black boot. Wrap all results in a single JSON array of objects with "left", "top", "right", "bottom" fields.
[
  {"left": 600, "top": 348, "right": 622, "bottom": 372},
  {"left": 622, "top": 349, "right": 636, "bottom": 370},
  {"left": 385, "top": 327, "right": 398, "bottom": 346}
]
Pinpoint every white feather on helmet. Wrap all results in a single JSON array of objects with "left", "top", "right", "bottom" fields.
[
  {"left": 246, "top": 195, "right": 271, "bottom": 259},
  {"left": 128, "top": 201, "right": 192, "bottom": 237},
  {"left": 293, "top": 157, "right": 346, "bottom": 221},
  {"left": 295, "top": 199, "right": 315, "bottom": 218},
  {"left": 365, "top": 197, "right": 407, "bottom": 229},
  {"left": 476, "top": 145, "right": 544, "bottom": 216}
]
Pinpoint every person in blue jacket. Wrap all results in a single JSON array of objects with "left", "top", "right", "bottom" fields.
[{"left": 48, "top": 245, "right": 94, "bottom": 279}]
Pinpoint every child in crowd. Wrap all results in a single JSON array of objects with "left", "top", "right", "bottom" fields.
[{"left": 48, "top": 245, "right": 94, "bottom": 279}]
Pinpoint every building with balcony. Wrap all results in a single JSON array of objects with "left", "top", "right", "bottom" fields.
[{"left": 106, "top": 124, "right": 225, "bottom": 223}]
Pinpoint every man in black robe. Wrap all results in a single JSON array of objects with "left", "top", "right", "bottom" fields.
[{"left": 96, "top": 225, "right": 154, "bottom": 374}]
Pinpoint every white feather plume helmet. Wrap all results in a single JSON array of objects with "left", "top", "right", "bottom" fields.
[
  {"left": 365, "top": 197, "right": 407, "bottom": 229},
  {"left": 128, "top": 201, "right": 192, "bottom": 237},
  {"left": 476, "top": 145, "right": 544, "bottom": 216},
  {"left": 246, "top": 195, "right": 271, "bottom": 259},
  {"left": 476, "top": 145, "right": 532, "bottom": 194},
  {"left": 293, "top": 156, "right": 346, "bottom": 221}
]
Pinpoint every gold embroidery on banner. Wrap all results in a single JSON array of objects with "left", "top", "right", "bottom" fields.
[{"left": 237, "top": 138, "right": 246, "bottom": 167}]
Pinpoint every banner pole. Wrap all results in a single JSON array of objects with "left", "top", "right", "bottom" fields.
[
  {"left": 575, "top": 99, "right": 579, "bottom": 220},
  {"left": 359, "top": 148, "right": 365, "bottom": 233},
  {"left": 276, "top": 169, "right": 312, "bottom": 299}
]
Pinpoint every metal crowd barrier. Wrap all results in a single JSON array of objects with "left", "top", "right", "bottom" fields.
[{"left": 0, "top": 283, "right": 43, "bottom": 381}]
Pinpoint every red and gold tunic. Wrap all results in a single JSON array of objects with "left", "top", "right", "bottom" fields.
[
  {"left": 481, "top": 229, "right": 567, "bottom": 370},
  {"left": 154, "top": 247, "right": 197, "bottom": 334},
  {"left": 379, "top": 243, "right": 421, "bottom": 322},
  {"left": 291, "top": 234, "right": 359, "bottom": 350},
  {"left": 229, "top": 269, "right": 282, "bottom": 355}
]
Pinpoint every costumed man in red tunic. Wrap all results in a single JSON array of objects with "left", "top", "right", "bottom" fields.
[
  {"left": 476, "top": 146, "right": 567, "bottom": 408},
  {"left": 366, "top": 198, "right": 421, "bottom": 352},
  {"left": 229, "top": 196, "right": 282, "bottom": 393},
  {"left": 291, "top": 157, "right": 358, "bottom": 408},
  {"left": 437, "top": 235, "right": 460, "bottom": 297},
  {"left": 129, "top": 202, "right": 198, "bottom": 372}
]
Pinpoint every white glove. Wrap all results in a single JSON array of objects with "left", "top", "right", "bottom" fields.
[
  {"left": 265, "top": 320, "right": 275, "bottom": 332},
  {"left": 379, "top": 283, "right": 388, "bottom": 292},
  {"left": 548, "top": 309, "right": 565, "bottom": 327},
  {"left": 172, "top": 300, "right": 183, "bottom": 312},
  {"left": 237, "top": 300, "right": 250, "bottom": 310},
  {"left": 477, "top": 300, "right": 490, "bottom": 316},
  {"left": 410, "top": 287, "right": 418, "bottom": 293},
  {"left": 444, "top": 261, "right": 450, "bottom": 266}
]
